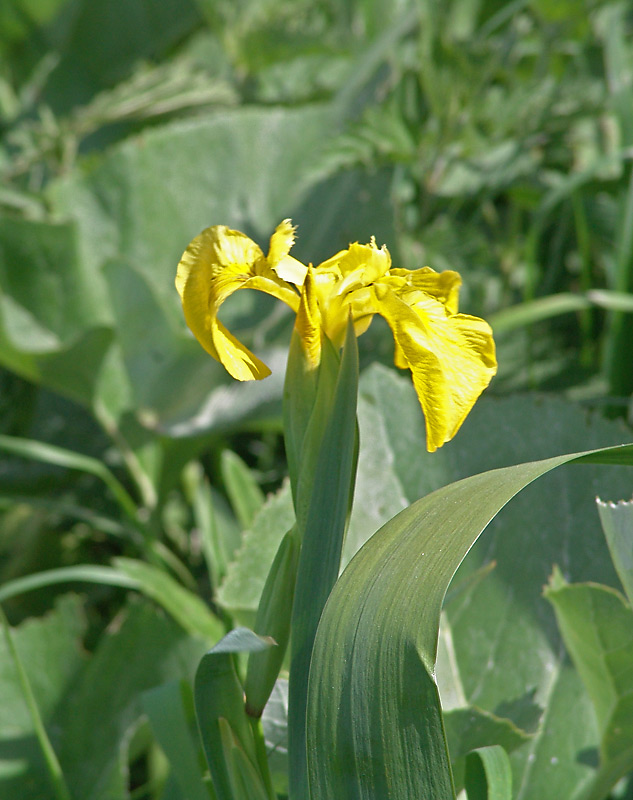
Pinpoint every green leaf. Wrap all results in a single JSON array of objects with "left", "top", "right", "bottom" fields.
[
  {"left": 194, "top": 629, "right": 273, "bottom": 800},
  {"left": 348, "top": 366, "right": 633, "bottom": 798},
  {"left": 597, "top": 497, "right": 633, "bottom": 607},
  {"left": 244, "top": 530, "right": 299, "bottom": 717},
  {"left": 182, "top": 461, "right": 239, "bottom": 588},
  {"left": 217, "top": 718, "right": 270, "bottom": 800},
  {"left": 47, "top": 107, "right": 337, "bottom": 294},
  {"left": 217, "top": 479, "right": 295, "bottom": 624},
  {"left": 306, "top": 439, "right": 633, "bottom": 798},
  {"left": 261, "top": 679, "right": 289, "bottom": 796},
  {"left": 101, "top": 258, "right": 223, "bottom": 428},
  {"left": 0, "top": 434, "right": 139, "bottom": 523},
  {"left": 112, "top": 557, "right": 224, "bottom": 643},
  {"left": 0, "top": 595, "right": 86, "bottom": 799},
  {"left": 142, "top": 680, "right": 212, "bottom": 800},
  {"left": 545, "top": 572, "right": 633, "bottom": 800},
  {"left": 465, "top": 746, "right": 513, "bottom": 800},
  {"left": 443, "top": 707, "right": 531, "bottom": 793},
  {"left": 0, "top": 215, "right": 114, "bottom": 404},
  {"left": 220, "top": 450, "right": 265, "bottom": 531},
  {"left": 58, "top": 599, "right": 207, "bottom": 800},
  {"left": 0, "top": 565, "right": 140, "bottom": 604},
  {"left": 41, "top": 0, "right": 203, "bottom": 110}
]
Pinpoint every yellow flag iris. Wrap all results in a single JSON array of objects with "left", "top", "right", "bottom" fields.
[{"left": 176, "top": 220, "right": 497, "bottom": 451}]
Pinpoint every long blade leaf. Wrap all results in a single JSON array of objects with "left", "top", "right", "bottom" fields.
[{"left": 307, "top": 443, "right": 633, "bottom": 798}]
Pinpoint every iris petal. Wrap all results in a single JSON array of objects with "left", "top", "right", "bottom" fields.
[
  {"left": 177, "top": 220, "right": 497, "bottom": 450},
  {"left": 268, "top": 219, "right": 308, "bottom": 286},
  {"left": 176, "top": 224, "right": 302, "bottom": 380},
  {"left": 389, "top": 267, "right": 462, "bottom": 315},
  {"left": 372, "top": 283, "right": 496, "bottom": 452}
]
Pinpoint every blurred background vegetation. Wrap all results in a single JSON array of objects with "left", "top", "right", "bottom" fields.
[{"left": 2, "top": 0, "right": 633, "bottom": 797}]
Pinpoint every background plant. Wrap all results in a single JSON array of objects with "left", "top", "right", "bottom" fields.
[{"left": 1, "top": 0, "right": 633, "bottom": 798}]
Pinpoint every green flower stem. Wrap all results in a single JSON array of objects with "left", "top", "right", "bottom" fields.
[
  {"left": 0, "top": 606, "right": 72, "bottom": 800},
  {"left": 285, "top": 320, "right": 360, "bottom": 800}
]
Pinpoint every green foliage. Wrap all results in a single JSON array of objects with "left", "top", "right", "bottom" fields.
[
  {"left": 306, "top": 433, "right": 633, "bottom": 797},
  {"left": 2, "top": 0, "right": 633, "bottom": 798}
]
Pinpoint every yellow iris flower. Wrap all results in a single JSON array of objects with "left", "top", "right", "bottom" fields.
[{"left": 176, "top": 220, "right": 497, "bottom": 452}]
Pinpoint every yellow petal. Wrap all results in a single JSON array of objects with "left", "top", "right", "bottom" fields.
[
  {"left": 294, "top": 266, "right": 322, "bottom": 369},
  {"left": 267, "top": 219, "right": 308, "bottom": 286},
  {"left": 176, "top": 224, "right": 299, "bottom": 380},
  {"left": 210, "top": 317, "right": 272, "bottom": 380},
  {"left": 373, "top": 284, "right": 497, "bottom": 452},
  {"left": 267, "top": 219, "right": 296, "bottom": 267},
  {"left": 388, "top": 267, "right": 462, "bottom": 315},
  {"left": 318, "top": 240, "right": 391, "bottom": 288}
]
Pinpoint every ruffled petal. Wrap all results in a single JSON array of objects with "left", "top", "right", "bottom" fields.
[
  {"left": 267, "top": 219, "right": 308, "bottom": 286},
  {"left": 176, "top": 224, "right": 299, "bottom": 380},
  {"left": 372, "top": 283, "right": 497, "bottom": 452},
  {"left": 318, "top": 240, "right": 391, "bottom": 288}
]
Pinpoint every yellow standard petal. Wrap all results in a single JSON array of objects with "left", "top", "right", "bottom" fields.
[
  {"left": 312, "top": 239, "right": 389, "bottom": 347},
  {"left": 373, "top": 282, "right": 497, "bottom": 452},
  {"left": 268, "top": 219, "right": 308, "bottom": 286},
  {"left": 176, "top": 224, "right": 301, "bottom": 381}
]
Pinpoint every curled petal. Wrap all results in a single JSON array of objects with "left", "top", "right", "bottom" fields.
[
  {"left": 268, "top": 219, "right": 308, "bottom": 286},
  {"left": 373, "top": 284, "right": 497, "bottom": 452},
  {"left": 176, "top": 224, "right": 300, "bottom": 381},
  {"left": 208, "top": 317, "right": 272, "bottom": 380}
]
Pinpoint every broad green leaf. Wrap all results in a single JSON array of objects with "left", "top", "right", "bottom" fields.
[
  {"left": 0, "top": 216, "right": 111, "bottom": 350},
  {"left": 288, "top": 322, "right": 359, "bottom": 800},
  {"left": 0, "top": 215, "right": 113, "bottom": 403},
  {"left": 113, "top": 557, "right": 223, "bottom": 643},
  {"left": 307, "top": 439, "right": 633, "bottom": 798},
  {"left": 0, "top": 602, "right": 71, "bottom": 800},
  {"left": 443, "top": 707, "right": 531, "bottom": 793},
  {"left": 465, "top": 746, "right": 513, "bottom": 800},
  {"left": 220, "top": 450, "right": 265, "bottom": 531},
  {"left": 349, "top": 365, "right": 633, "bottom": 799},
  {"left": 101, "top": 258, "right": 224, "bottom": 429},
  {"left": 142, "top": 680, "right": 212, "bottom": 800},
  {"left": 47, "top": 107, "right": 337, "bottom": 293},
  {"left": 217, "top": 480, "right": 294, "bottom": 624},
  {"left": 58, "top": 599, "right": 207, "bottom": 800},
  {"left": 98, "top": 258, "right": 285, "bottom": 456},
  {"left": 545, "top": 572, "right": 633, "bottom": 800},
  {"left": 194, "top": 629, "right": 273, "bottom": 800},
  {"left": 597, "top": 497, "right": 633, "bottom": 607},
  {"left": 0, "top": 595, "right": 86, "bottom": 800}
]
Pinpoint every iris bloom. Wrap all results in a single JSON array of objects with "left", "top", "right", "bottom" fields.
[{"left": 176, "top": 220, "right": 496, "bottom": 451}]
